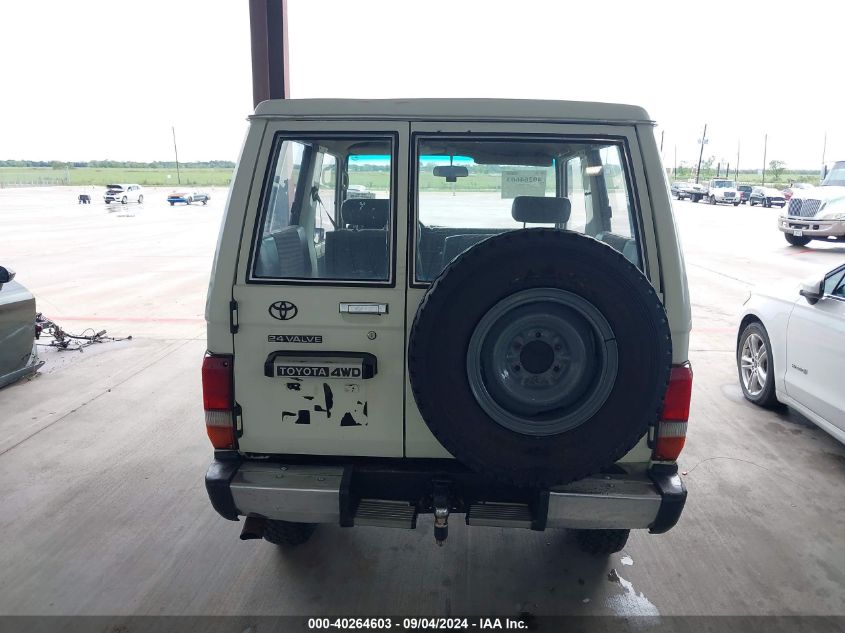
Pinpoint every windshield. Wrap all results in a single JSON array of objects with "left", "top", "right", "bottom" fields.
[
  {"left": 822, "top": 161, "right": 845, "bottom": 186},
  {"left": 713, "top": 180, "right": 735, "bottom": 188},
  {"left": 106, "top": 184, "right": 123, "bottom": 190}
]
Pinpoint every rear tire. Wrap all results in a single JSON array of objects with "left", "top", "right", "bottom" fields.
[
  {"left": 709, "top": 195, "right": 716, "bottom": 205},
  {"left": 121, "top": 196, "right": 127, "bottom": 204},
  {"left": 574, "top": 529, "right": 630, "bottom": 555},
  {"left": 737, "top": 321, "right": 778, "bottom": 408},
  {"left": 137, "top": 194, "right": 144, "bottom": 204},
  {"left": 784, "top": 233, "right": 811, "bottom": 247},
  {"left": 263, "top": 520, "right": 317, "bottom": 547}
]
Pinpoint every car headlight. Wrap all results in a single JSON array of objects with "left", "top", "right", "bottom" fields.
[{"left": 821, "top": 212, "right": 845, "bottom": 220}]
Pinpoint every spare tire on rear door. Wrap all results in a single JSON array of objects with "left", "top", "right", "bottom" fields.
[{"left": 408, "top": 229, "right": 672, "bottom": 488}]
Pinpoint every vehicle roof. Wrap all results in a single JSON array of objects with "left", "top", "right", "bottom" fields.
[{"left": 251, "top": 99, "right": 652, "bottom": 125}]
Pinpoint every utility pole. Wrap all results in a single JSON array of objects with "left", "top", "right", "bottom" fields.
[
  {"left": 172, "top": 126, "right": 181, "bottom": 185},
  {"left": 673, "top": 145, "right": 677, "bottom": 179},
  {"left": 821, "top": 131, "right": 827, "bottom": 181},
  {"left": 735, "top": 141, "right": 740, "bottom": 180},
  {"left": 695, "top": 123, "right": 708, "bottom": 184},
  {"left": 726, "top": 162, "right": 730, "bottom": 179},
  {"left": 660, "top": 130, "right": 664, "bottom": 153},
  {"left": 761, "top": 133, "right": 768, "bottom": 186}
]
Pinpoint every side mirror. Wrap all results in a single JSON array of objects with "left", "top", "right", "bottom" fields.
[
  {"left": 0, "top": 266, "right": 15, "bottom": 283},
  {"left": 320, "top": 164, "right": 336, "bottom": 188},
  {"left": 799, "top": 279, "right": 823, "bottom": 305},
  {"left": 0, "top": 266, "right": 15, "bottom": 291},
  {"left": 433, "top": 165, "right": 469, "bottom": 183}
]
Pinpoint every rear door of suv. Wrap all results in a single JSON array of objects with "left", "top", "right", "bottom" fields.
[{"left": 232, "top": 120, "right": 409, "bottom": 457}]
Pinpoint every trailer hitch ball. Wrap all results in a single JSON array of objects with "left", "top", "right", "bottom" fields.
[{"left": 434, "top": 506, "right": 449, "bottom": 546}]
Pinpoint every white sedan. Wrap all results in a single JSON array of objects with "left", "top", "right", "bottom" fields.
[{"left": 737, "top": 263, "right": 845, "bottom": 445}]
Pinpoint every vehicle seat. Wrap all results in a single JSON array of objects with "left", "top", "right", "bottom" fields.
[
  {"left": 341, "top": 198, "right": 389, "bottom": 229},
  {"left": 323, "top": 199, "right": 390, "bottom": 279},
  {"left": 441, "top": 233, "right": 496, "bottom": 268},
  {"left": 255, "top": 225, "right": 312, "bottom": 278},
  {"left": 324, "top": 230, "right": 388, "bottom": 279}
]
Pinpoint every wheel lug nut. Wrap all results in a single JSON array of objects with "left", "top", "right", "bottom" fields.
[
  {"left": 513, "top": 365, "right": 521, "bottom": 372},
  {"left": 535, "top": 332, "right": 542, "bottom": 338},
  {"left": 553, "top": 365, "right": 561, "bottom": 372},
  {"left": 554, "top": 344, "right": 562, "bottom": 351}
]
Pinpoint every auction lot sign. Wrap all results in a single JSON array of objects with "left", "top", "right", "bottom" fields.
[{"left": 501, "top": 170, "right": 547, "bottom": 199}]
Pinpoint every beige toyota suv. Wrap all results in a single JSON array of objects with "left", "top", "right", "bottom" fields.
[{"left": 203, "top": 99, "right": 692, "bottom": 554}]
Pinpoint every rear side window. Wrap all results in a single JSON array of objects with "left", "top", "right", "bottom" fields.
[
  {"left": 414, "top": 137, "right": 641, "bottom": 283},
  {"left": 252, "top": 135, "right": 394, "bottom": 283}
]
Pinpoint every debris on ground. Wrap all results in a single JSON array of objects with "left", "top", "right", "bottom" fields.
[{"left": 35, "top": 313, "right": 132, "bottom": 352}]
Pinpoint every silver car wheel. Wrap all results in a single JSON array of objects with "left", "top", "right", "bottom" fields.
[{"left": 740, "top": 332, "right": 768, "bottom": 396}]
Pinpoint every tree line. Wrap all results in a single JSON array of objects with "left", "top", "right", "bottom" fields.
[{"left": 0, "top": 159, "right": 236, "bottom": 169}]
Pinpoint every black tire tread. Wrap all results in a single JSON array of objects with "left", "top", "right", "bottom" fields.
[
  {"left": 784, "top": 233, "right": 811, "bottom": 247},
  {"left": 574, "top": 528, "right": 630, "bottom": 555},
  {"left": 263, "top": 520, "right": 317, "bottom": 547}
]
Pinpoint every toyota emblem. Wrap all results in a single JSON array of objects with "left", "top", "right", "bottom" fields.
[{"left": 269, "top": 300, "right": 298, "bottom": 321}]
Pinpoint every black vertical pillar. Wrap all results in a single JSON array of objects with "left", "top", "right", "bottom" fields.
[{"left": 250, "top": 0, "right": 289, "bottom": 108}]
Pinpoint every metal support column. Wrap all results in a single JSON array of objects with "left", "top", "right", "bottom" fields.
[{"left": 249, "top": 0, "right": 290, "bottom": 107}]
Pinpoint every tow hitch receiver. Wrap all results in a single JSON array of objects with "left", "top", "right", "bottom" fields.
[{"left": 433, "top": 481, "right": 451, "bottom": 546}]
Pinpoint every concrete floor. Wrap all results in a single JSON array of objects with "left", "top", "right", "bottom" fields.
[{"left": 0, "top": 188, "right": 843, "bottom": 617}]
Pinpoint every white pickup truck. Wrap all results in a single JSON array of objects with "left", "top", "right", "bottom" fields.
[{"left": 702, "top": 178, "right": 740, "bottom": 206}]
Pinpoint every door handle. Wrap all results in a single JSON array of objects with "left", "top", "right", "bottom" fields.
[{"left": 339, "top": 302, "right": 388, "bottom": 315}]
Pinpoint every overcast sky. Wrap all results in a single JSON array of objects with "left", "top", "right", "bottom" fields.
[{"left": 1, "top": 0, "right": 841, "bottom": 171}]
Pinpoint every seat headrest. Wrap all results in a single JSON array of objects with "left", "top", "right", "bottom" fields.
[
  {"left": 511, "top": 196, "right": 571, "bottom": 224},
  {"left": 341, "top": 198, "right": 390, "bottom": 229}
]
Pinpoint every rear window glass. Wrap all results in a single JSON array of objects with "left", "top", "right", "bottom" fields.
[
  {"left": 414, "top": 137, "right": 641, "bottom": 283},
  {"left": 251, "top": 135, "right": 394, "bottom": 283}
]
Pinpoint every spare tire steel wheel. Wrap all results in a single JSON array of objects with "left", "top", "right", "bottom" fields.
[{"left": 408, "top": 229, "right": 672, "bottom": 488}]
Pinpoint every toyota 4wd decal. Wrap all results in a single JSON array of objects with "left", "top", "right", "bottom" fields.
[{"left": 276, "top": 365, "right": 362, "bottom": 378}]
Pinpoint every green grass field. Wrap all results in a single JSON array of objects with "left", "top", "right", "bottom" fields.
[{"left": 0, "top": 167, "right": 234, "bottom": 187}]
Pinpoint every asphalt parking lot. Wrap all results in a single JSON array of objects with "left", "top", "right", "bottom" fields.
[{"left": 0, "top": 188, "right": 844, "bottom": 618}]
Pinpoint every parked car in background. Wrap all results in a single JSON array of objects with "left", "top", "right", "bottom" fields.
[
  {"left": 782, "top": 182, "right": 813, "bottom": 201},
  {"left": 104, "top": 184, "right": 144, "bottom": 204},
  {"left": 0, "top": 266, "right": 43, "bottom": 389},
  {"left": 346, "top": 184, "right": 376, "bottom": 199},
  {"left": 737, "top": 263, "right": 845, "bottom": 446},
  {"left": 671, "top": 181, "right": 706, "bottom": 201},
  {"left": 749, "top": 186, "right": 786, "bottom": 208},
  {"left": 778, "top": 160, "right": 845, "bottom": 246},
  {"left": 738, "top": 185, "right": 753, "bottom": 204},
  {"left": 167, "top": 190, "right": 210, "bottom": 205}
]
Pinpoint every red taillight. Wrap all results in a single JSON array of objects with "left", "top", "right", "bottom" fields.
[
  {"left": 202, "top": 353, "right": 235, "bottom": 449},
  {"left": 653, "top": 363, "right": 693, "bottom": 462}
]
